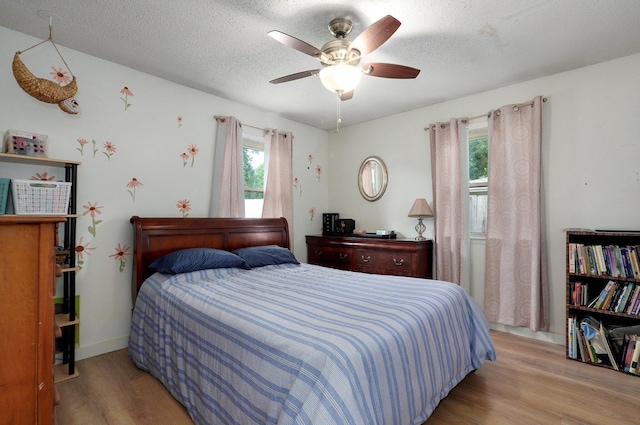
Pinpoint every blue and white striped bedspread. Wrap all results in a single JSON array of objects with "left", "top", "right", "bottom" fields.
[{"left": 129, "top": 263, "right": 495, "bottom": 425}]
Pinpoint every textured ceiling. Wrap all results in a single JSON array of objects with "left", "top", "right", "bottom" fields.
[{"left": 2, "top": 1, "right": 640, "bottom": 131}]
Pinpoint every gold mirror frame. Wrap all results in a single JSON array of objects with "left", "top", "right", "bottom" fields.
[{"left": 358, "top": 156, "right": 388, "bottom": 202}]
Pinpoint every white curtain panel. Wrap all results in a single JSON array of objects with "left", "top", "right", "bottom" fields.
[
  {"left": 483, "top": 95, "right": 549, "bottom": 332},
  {"left": 429, "top": 118, "right": 470, "bottom": 286},
  {"left": 210, "top": 116, "right": 245, "bottom": 218},
  {"left": 262, "top": 129, "right": 294, "bottom": 249}
]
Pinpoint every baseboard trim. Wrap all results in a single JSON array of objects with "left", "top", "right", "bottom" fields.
[
  {"left": 490, "top": 323, "right": 565, "bottom": 345},
  {"left": 74, "top": 336, "right": 129, "bottom": 361}
]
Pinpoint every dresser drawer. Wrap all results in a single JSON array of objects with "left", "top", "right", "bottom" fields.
[
  {"left": 308, "top": 244, "right": 355, "bottom": 268},
  {"left": 305, "top": 235, "right": 432, "bottom": 278},
  {"left": 356, "top": 249, "right": 414, "bottom": 276}
]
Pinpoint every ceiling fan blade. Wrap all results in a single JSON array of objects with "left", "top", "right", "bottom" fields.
[
  {"left": 350, "top": 15, "right": 401, "bottom": 56},
  {"left": 363, "top": 63, "right": 421, "bottom": 79},
  {"left": 269, "top": 69, "right": 320, "bottom": 84},
  {"left": 268, "top": 30, "right": 325, "bottom": 59},
  {"left": 340, "top": 90, "right": 354, "bottom": 101}
]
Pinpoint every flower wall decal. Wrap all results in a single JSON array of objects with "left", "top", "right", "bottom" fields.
[
  {"left": 177, "top": 198, "right": 191, "bottom": 218},
  {"left": 83, "top": 201, "right": 103, "bottom": 237},
  {"left": 188, "top": 144, "right": 199, "bottom": 167},
  {"left": 309, "top": 207, "right": 316, "bottom": 221},
  {"left": 316, "top": 165, "right": 323, "bottom": 182},
  {"left": 180, "top": 144, "right": 199, "bottom": 168},
  {"left": 293, "top": 177, "right": 302, "bottom": 197},
  {"left": 126, "top": 178, "right": 143, "bottom": 202},
  {"left": 109, "top": 243, "right": 129, "bottom": 272},
  {"left": 31, "top": 172, "right": 56, "bottom": 181},
  {"left": 180, "top": 152, "right": 189, "bottom": 167},
  {"left": 76, "top": 138, "right": 88, "bottom": 155},
  {"left": 120, "top": 86, "right": 133, "bottom": 110},
  {"left": 177, "top": 116, "right": 183, "bottom": 127},
  {"left": 75, "top": 237, "right": 95, "bottom": 270},
  {"left": 91, "top": 140, "right": 99, "bottom": 158},
  {"left": 103, "top": 141, "right": 117, "bottom": 160}
]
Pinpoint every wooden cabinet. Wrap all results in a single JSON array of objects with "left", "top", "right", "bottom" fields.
[
  {"left": 566, "top": 230, "right": 640, "bottom": 376},
  {"left": 306, "top": 235, "right": 433, "bottom": 278},
  {"left": 0, "top": 216, "right": 64, "bottom": 425}
]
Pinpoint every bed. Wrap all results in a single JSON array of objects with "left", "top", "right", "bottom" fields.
[{"left": 128, "top": 216, "right": 496, "bottom": 425}]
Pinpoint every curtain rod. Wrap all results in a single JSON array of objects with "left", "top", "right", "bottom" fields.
[
  {"left": 423, "top": 97, "right": 547, "bottom": 131},
  {"left": 213, "top": 115, "right": 265, "bottom": 132}
]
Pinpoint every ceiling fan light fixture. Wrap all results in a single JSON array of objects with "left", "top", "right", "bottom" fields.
[{"left": 319, "top": 64, "right": 362, "bottom": 94}]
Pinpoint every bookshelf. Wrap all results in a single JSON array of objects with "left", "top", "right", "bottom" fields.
[
  {"left": 0, "top": 153, "right": 81, "bottom": 382},
  {"left": 566, "top": 230, "right": 640, "bottom": 376}
]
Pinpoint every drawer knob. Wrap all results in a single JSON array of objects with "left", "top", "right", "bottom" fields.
[
  {"left": 361, "top": 255, "right": 371, "bottom": 263},
  {"left": 393, "top": 258, "right": 404, "bottom": 266},
  {"left": 314, "top": 250, "right": 323, "bottom": 257},
  {"left": 339, "top": 253, "right": 349, "bottom": 260}
]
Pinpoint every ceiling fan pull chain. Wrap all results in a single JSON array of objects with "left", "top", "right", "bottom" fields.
[{"left": 335, "top": 93, "right": 342, "bottom": 133}]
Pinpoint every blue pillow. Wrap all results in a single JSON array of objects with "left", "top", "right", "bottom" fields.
[
  {"left": 232, "top": 245, "right": 299, "bottom": 268},
  {"left": 149, "top": 248, "right": 250, "bottom": 274}
]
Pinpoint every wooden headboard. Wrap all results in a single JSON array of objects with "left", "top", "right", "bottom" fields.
[{"left": 129, "top": 216, "right": 290, "bottom": 302}]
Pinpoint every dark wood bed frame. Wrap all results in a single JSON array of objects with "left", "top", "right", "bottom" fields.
[{"left": 129, "top": 216, "right": 290, "bottom": 303}]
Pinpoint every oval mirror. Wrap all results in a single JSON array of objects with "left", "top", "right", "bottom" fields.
[{"left": 358, "top": 156, "right": 388, "bottom": 201}]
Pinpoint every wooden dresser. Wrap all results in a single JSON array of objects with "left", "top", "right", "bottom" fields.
[
  {"left": 306, "top": 235, "right": 433, "bottom": 278},
  {"left": 0, "top": 216, "right": 63, "bottom": 425}
]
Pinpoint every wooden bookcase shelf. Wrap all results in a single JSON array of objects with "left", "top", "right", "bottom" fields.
[
  {"left": 566, "top": 230, "right": 640, "bottom": 376},
  {"left": 0, "top": 153, "right": 80, "bottom": 382}
]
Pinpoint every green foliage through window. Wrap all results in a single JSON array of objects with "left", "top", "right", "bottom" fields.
[
  {"left": 469, "top": 137, "right": 488, "bottom": 180},
  {"left": 243, "top": 147, "right": 264, "bottom": 199}
]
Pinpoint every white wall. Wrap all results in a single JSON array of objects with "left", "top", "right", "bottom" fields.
[
  {"left": 0, "top": 26, "right": 329, "bottom": 360},
  {"left": 329, "top": 53, "right": 640, "bottom": 343}
]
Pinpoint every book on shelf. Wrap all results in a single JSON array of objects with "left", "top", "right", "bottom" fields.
[
  {"left": 615, "top": 283, "right": 634, "bottom": 313},
  {"left": 627, "top": 286, "right": 639, "bottom": 314},
  {"left": 594, "top": 245, "right": 606, "bottom": 276},
  {"left": 602, "top": 283, "right": 620, "bottom": 311},
  {"left": 629, "top": 287, "right": 640, "bottom": 315},
  {"left": 630, "top": 246, "right": 640, "bottom": 276},
  {"left": 605, "top": 246, "right": 619, "bottom": 277},
  {"left": 570, "top": 242, "right": 640, "bottom": 278},
  {"left": 568, "top": 317, "right": 575, "bottom": 359},
  {"left": 587, "top": 282, "right": 639, "bottom": 314},
  {"left": 593, "top": 281, "right": 616, "bottom": 309},
  {"left": 576, "top": 243, "right": 585, "bottom": 274},
  {"left": 576, "top": 327, "right": 587, "bottom": 362},
  {"left": 630, "top": 337, "right": 640, "bottom": 374},
  {"left": 569, "top": 243, "right": 576, "bottom": 273},
  {"left": 599, "top": 322, "right": 619, "bottom": 370},
  {"left": 578, "top": 316, "right": 618, "bottom": 368},
  {"left": 570, "top": 282, "right": 589, "bottom": 307},
  {"left": 622, "top": 335, "right": 636, "bottom": 373}
]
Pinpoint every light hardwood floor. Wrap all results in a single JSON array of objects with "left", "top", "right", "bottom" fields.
[{"left": 55, "top": 330, "right": 639, "bottom": 425}]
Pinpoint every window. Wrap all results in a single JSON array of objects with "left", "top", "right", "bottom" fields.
[
  {"left": 243, "top": 135, "right": 265, "bottom": 218},
  {"left": 468, "top": 125, "right": 488, "bottom": 235}
]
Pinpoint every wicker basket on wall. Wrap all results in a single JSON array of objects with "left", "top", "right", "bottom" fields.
[{"left": 12, "top": 52, "right": 80, "bottom": 114}]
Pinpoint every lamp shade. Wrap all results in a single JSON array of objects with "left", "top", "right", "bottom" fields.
[
  {"left": 319, "top": 64, "right": 362, "bottom": 94},
  {"left": 408, "top": 198, "right": 433, "bottom": 218}
]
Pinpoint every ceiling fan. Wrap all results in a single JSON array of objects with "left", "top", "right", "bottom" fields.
[{"left": 268, "top": 15, "right": 420, "bottom": 101}]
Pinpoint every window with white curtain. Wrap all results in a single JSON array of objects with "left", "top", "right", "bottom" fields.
[
  {"left": 468, "top": 123, "right": 488, "bottom": 236},
  {"left": 243, "top": 133, "right": 265, "bottom": 218}
]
